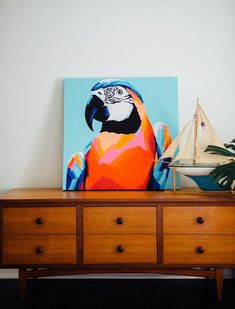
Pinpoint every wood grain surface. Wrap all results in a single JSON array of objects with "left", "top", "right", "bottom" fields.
[
  {"left": 84, "top": 206, "right": 156, "bottom": 234},
  {"left": 3, "top": 207, "right": 76, "bottom": 235},
  {"left": 163, "top": 206, "right": 235, "bottom": 234},
  {"left": 0, "top": 188, "right": 234, "bottom": 204},
  {"left": 163, "top": 235, "right": 235, "bottom": 264},
  {"left": 84, "top": 234, "right": 156, "bottom": 264},
  {"left": 3, "top": 235, "right": 77, "bottom": 264},
  {"left": 0, "top": 188, "right": 234, "bottom": 302}
]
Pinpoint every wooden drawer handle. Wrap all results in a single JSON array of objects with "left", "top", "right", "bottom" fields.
[
  {"left": 196, "top": 217, "right": 204, "bottom": 224},
  {"left": 116, "top": 245, "right": 125, "bottom": 253},
  {"left": 36, "top": 246, "right": 44, "bottom": 254},
  {"left": 35, "top": 217, "right": 44, "bottom": 225},
  {"left": 196, "top": 246, "right": 205, "bottom": 254},
  {"left": 116, "top": 217, "right": 124, "bottom": 225}
]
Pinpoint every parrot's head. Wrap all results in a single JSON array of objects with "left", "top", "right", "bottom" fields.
[{"left": 85, "top": 79, "right": 144, "bottom": 134}]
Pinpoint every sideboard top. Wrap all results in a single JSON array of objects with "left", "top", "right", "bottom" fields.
[{"left": 0, "top": 188, "right": 234, "bottom": 204}]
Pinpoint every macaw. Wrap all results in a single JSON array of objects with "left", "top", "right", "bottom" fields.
[{"left": 66, "top": 79, "right": 171, "bottom": 190}]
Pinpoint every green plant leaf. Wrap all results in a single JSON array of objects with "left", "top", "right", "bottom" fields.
[
  {"left": 205, "top": 145, "right": 235, "bottom": 157},
  {"left": 225, "top": 144, "right": 235, "bottom": 151},
  {"left": 209, "top": 162, "right": 235, "bottom": 190}
]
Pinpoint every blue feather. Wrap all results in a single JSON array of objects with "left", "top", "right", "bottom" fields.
[
  {"left": 66, "top": 152, "right": 86, "bottom": 190},
  {"left": 91, "top": 79, "right": 144, "bottom": 102}
]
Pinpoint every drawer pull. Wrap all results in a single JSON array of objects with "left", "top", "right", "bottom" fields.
[
  {"left": 196, "top": 217, "right": 204, "bottom": 224},
  {"left": 35, "top": 217, "right": 44, "bottom": 225},
  {"left": 36, "top": 246, "right": 44, "bottom": 254},
  {"left": 116, "top": 217, "right": 124, "bottom": 225},
  {"left": 196, "top": 246, "right": 205, "bottom": 254},
  {"left": 116, "top": 245, "right": 125, "bottom": 253}
]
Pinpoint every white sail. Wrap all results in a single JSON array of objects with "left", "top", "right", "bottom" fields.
[
  {"left": 161, "top": 119, "right": 192, "bottom": 159},
  {"left": 195, "top": 104, "right": 230, "bottom": 164},
  {"left": 175, "top": 118, "right": 194, "bottom": 161},
  {"left": 161, "top": 101, "right": 233, "bottom": 164}
]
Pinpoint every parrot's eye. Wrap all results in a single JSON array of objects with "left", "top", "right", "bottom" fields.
[{"left": 116, "top": 88, "right": 123, "bottom": 96}]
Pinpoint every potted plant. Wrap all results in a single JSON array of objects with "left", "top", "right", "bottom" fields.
[{"left": 205, "top": 139, "right": 235, "bottom": 191}]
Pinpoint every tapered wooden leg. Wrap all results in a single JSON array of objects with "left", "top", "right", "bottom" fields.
[
  {"left": 215, "top": 268, "right": 223, "bottom": 302},
  {"left": 19, "top": 268, "right": 27, "bottom": 302}
]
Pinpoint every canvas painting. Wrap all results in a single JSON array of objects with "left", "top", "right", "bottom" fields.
[{"left": 63, "top": 77, "right": 178, "bottom": 190}]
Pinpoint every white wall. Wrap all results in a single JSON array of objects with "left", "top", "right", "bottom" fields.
[
  {"left": 0, "top": 0, "right": 235, "bottom": 277},
  {"left": 0, "top": 0, "right": 235, "bottom": 193}
]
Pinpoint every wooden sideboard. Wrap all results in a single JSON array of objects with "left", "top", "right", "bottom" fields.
[{"left": 0, "top": 188, "right": 234, "bottom": 302}]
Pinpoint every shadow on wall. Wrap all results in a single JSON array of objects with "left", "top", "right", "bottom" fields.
[{"left": 21, "top": 79, "right": 64, "bottom": 188}]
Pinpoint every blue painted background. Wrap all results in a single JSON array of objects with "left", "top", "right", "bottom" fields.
[{"left": 63, "top": 77, "right": 179, "bottom": 190}]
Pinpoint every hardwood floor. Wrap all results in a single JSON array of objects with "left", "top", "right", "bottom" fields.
[{"left": 0, "top": 279, "right": 234, "bottom": 309}]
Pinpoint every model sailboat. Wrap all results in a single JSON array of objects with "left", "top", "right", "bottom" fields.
[{"left": 161, "top": 99, "right": 233, "bottom": 190}]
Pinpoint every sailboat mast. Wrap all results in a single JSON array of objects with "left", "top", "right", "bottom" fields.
[{"left": 193, "top": 99, "right": 199, "bottom": 164}]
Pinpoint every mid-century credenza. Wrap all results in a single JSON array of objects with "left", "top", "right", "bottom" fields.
[{"left": 0, "top": 188, "right": 234, "bottom": 301}]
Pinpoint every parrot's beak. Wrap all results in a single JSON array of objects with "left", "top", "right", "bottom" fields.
[{"left": 85, "top": 95, "right": 110, "bottom": 131}]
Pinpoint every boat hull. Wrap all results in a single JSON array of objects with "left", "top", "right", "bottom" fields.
[
  {"left": 186, "top": 175, "right": 224, "bottom": 191},
  {"left": 172, "top": 166, "right": 215, "bottom": 176},
  {"left": 169, "top": 164, "right": 225, "bottom": 191}
]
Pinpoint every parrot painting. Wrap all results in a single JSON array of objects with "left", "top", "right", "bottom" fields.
[{"left": 66, "top": 79, "right": 172, "bottom": 190}]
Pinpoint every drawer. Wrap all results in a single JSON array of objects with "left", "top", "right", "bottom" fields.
[
  {"left": 3, "top": 235, "right": 77, "bottom": 265},
  {"left": 163, "top": 235, "right": 235, "bottom": 264},
  {"left": 84, "top": 206, "right": 156, "bottom": 234},
  {"left": 84, "top": 234, "right": 157, "bottom": 264},
  {"left": 163, "top": 206, "right": 235, "bottom": 234},
  {"left": 3, "top": 207, "right": 76, "bottom": 235}
]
